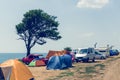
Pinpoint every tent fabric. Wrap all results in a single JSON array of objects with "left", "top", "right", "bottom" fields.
[
  {"left": 36, "top": 59, "right": 46, "bottom": 66},
  {"left": 29, "top": 59, "right": 46, "bottom": 67},
  {"left": 0, "top": 66, "right": 12, "bottom": 80},
  {"left": 46, "top": 50, "right": 67, "bottom": 59},
  {"left": 29, "top": 61, "right": 36, "bottom": 67},
  {"left": 0, "top": 68, "right": 4, "bottom": 80},
  {"left": 46, "top": 56, "right": 66, "bottom": 70},
  {"left": 63, "top": 54, "right": 72, "bottom": 68},
  {"left": 46, "top": 54, "right": 72, "bottom": 70},
  {"left": 0, "top": 59, "right": 34, "bottom": 80}
]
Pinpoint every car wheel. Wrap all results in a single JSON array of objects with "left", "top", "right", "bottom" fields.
[
  {"left": 86, "top": 58, "right": 89, "bottom": 62},
  {"left": 101, "top": 56, "right": 105, "bottom": 59},
  {"left": 83, "top": 58, "right": 89, "bottom": 63},
  {"left": 75, "top": 59, "right": 79, "bottom": 63},
  {"left": 92, "top": 57, "right": 95, "bottom": 62}
]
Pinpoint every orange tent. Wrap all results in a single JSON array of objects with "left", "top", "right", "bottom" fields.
[
  {"left": 0, "top": 59, "right": 34, "bottom": 80},
  {"left": 46, "top": 50, "right": 67, "bottom": 59}
]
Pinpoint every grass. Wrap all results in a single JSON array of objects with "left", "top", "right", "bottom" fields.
[
  {"left": 79, "top": 74, "right": 93, "bottom": 78},
  {"left": 76, "top": 67, "right": 84, "bottom": 73},
  {"left": 60, "top": 72, "right": 74, "bottom": 76},
  {"left": 94, "top": 64, "right": 105, "bottom": 70},
  {"left": 106, "top": 56, "right": 120, "bottom": 63},
  {"left": 47, "top": 71, "right": 74, "bottom": 80},
  {"left": 48, "top": 63, "right": 106, "bottom": 80},
  {"left": 76, "top": 66, "right": 97, "bottom": 78},
  {"left": 77, "top": 64, "right": 105, "bottom": 79},
  {"left": 85, "top": 66, "right": 98, "bottom": 74},
  {"left": 47, "top": 55, "right": 120, "bottom": 80}
]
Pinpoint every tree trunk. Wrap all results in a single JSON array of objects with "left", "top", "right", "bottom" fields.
[
  {"left": 26, "top": 47, "right": 31, "bottom": 56},
  {"left": 26, "top": 35, "right": 31, "bottom": 56}
]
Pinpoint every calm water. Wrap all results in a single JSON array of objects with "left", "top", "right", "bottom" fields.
[{"left": 0, "top": 53, "right": 47, "bottom": 63}]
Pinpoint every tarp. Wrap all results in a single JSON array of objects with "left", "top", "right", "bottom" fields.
[
  {"left": 0, "top": 59, "right": 34, "bottom": 80},
  {"left": 46, "top": 54, "right": 72, "bottom": 70},
  {"left": 46, "top": 50, "right": 67, "bottom": 59},
  {"left": 29, "top": 59, "right": 46, "bottom": 67}
]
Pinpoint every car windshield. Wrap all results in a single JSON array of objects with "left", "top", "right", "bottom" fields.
[{"left": 79, "top": 49, "right": 87, "bottom": 54}]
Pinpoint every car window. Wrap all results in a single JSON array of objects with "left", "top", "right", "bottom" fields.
[
  {"left": 95, "top": 52, "right": 98, "bottom": 54},
  {"left": 79, "top": 49, "right": 87, "bottom": 54},
  {"left": 88, "top": 48, "right": 93, "bottom": 53},
  {"left": 95, "top": 51, "right": 101, "bottom": 55}
]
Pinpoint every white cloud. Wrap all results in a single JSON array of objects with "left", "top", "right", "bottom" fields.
[{"left": 77, "top": 0, "right": 109, "bottom": 9}]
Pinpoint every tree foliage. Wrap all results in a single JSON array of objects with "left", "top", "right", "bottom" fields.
[
  {"left": 16, "top": 9, "right": 61, "bottom": 56},
  {"left": 64, "top": 47, "right": 72, "bottom": 52}
]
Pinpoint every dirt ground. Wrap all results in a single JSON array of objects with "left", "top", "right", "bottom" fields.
[{"left": 29, "top": 54, "right": 120, "bottom": 80}]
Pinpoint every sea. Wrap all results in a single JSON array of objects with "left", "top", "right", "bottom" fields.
[{"left": 0, "top": 53, "right": 47, "bottom": 63}]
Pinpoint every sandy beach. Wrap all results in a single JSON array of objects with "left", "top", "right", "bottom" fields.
[
  {"left": 29, "top": 54, "right": 120, "bottom": 80},
  {"left": 29, "top": 66, "right": 64, "bottom": 80}
]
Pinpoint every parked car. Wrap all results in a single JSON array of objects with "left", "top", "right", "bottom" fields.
[
  {"left": 96, "top": 48, "right": 110, "bottom": 57},
  {"left": 22, "top": 54, "right": 43, "bottom": 64},
  {"left": 95, "top": 51, "right": 106, "bottom": 59},
  {"left": 109, "top": 49, "right": 119, "bottom": 56},
  {"left": 75, "top": 48, "right": 96, "bottom": 62}
]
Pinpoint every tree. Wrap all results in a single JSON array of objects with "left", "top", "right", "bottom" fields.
[
  {"left": 16, "top": 9, "right": 62, "bottom": 56},
  {"left": 64, "top": 47, "right": 72, "bottom": 52}
]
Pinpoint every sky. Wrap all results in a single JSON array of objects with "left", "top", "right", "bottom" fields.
[{"left": 0, "top": 0, "right": 120, "bottom": 53}]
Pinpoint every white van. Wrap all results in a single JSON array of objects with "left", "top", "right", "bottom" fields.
[{"left": 74, "top": 48, "right": 96, "bottom": 62}]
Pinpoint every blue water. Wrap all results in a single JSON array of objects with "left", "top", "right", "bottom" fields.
[{"left": 0, "top": 53, "right": 47, "bottom": 63}]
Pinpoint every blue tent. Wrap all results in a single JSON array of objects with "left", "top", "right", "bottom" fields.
[
  {"left": 63, "top": 54, "right": 72, "bottom": 68},
  {"left": 46, "top": 54, "right": 72, "bottom": 70}
]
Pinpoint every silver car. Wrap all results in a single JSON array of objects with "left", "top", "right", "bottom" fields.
[{"left": 95, "top": 51, "right": 106, "bottom": 59}]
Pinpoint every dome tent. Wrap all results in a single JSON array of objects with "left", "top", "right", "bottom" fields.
[
  {"left": 29, "top": 59, "right": 46, "bottom": 67},
  {"left": 46, "top": 54, "right": 72, "bottom": 70},
  {"left": 0, "top": 59, "right": 34, "bottom": 80}
]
